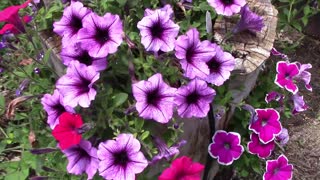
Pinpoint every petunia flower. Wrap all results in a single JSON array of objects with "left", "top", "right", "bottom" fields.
[
  {"left": 158, "top": 156, "right": 204, "bottom": 180},
  {"left": 265, "top": 91, "right": 284, "bottom": 104},
  {"left": 41, "top": 89, "right": 75, "bottom": 129},
  {"left": 271, "top": 48, "right": 289, "bottom": 60},
  {"left": 62, "top": 139, "right": 99, "bottom": 180},
  {"left": 208, "top": 130, "right": 244, "bottom": 165},
  {"left": 276, "top": 128, "right": 289, "bottom": 146},
  {"left": 56, "top": 61, "right": 99, "bottom": 108},
  {"left": 175, "top": 78, "right": 216, "bottom": 118},
  {"left": 132, "top": 73, "right": 176, "bottom": 124},
  {"left": 60, "top": 42, "right": 107, "bottom": 72},
  {"left": 0, "top": 15, "right": 32, "bottom": 35},
  {"left": 53, "top": 1, "right": 91, "bottom": 43},
  {"left": 174, "top": 28, "right": 215, "bottom": 79},
  {"left": 97, "top": 133, "right": 148, "bottom": 180},
  {"left": 137, "top": 8, "right": 179, "bottom": 53},
  {"left": 207, "top": 0, "right": 246, "bottom": 16},
  {"left": 263, "top": 154, "right": 293, "bottom": 180},
  {"left": 204, "top": 44, "right": 235, "bottom": 86},
  {"left": 295, "top": 62, "right": 312, "bottom": 91},
  {"left": 247, "top": 133, "right": 275, "bottom": 159},
  {"left": 249, "top": 108, "right": 282, "bottom": 144},
  {"left": 78, "top": 12, "right": 123, "bottom": 58},
  {"left": 232, "top": 5, "right": 264, "bottom": 34},
  {"left": 274, "top": 61, "right": 299, "bottom": 94},
  {"left": 144, "top": 4, "right": 174, "bottom": 18},
  {"left": 52, "top": 112, "right": 83, "bottom": 150},
  {"left": 291, "top": 93, "right": 308, "bottom": 114}
]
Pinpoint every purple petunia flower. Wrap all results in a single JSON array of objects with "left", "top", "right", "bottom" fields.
[
  {"left": 208, "top": 130, "right": 244, "bottom": 165},
  {"left": 291, "top": 93, "right": 308, "bottom": 114},
  {"left": 137, "top": 8, "right": 179, "bottom": 53},
  {"left": 263, "top": 154, "right": 293, "bottom": 180},
  {"left": 132, "top": 73, "right": 176, "bottom": 124},
  {"left": 62, "top": 139, "right": 99, "bottom": 180},
  {"left": 175, "top": 78, "right": 216, "bottom": 118},
  {"left": 265, "top": 91, "right": 285, "bottom": 104},
  {"left": 275, "top": 61, "right": 299, "bottom": 94},
  {"left": 247, "top": 133, "right": 275, "bottom": 159},
  {"left": 53, "top": 1, "right": 91, "bottom": 42},
  {"left": 78, "top": 12, "right": 123, "bottom": 58},
  {"left": 41, "top": 90, "right": 75, "bottom": 129},
  {"left": 60, "top": 42, "right": 107, "bottom": 72},
  {"left": 144, "top": 4, "right": 174, "bottom": 18},
  {"left": 295, "top": 62, "right": 312, "bottom": 91},
  {"left": 204, "top": 44, "right": 235, "bottom": 86},
  {"left": 276, "top": 128, "right": 289, "bottom": 146},
  {"left": 174, "top": 28, "right": 215, "bottom": 79},
  {"left": 207, "top": 0, "right": 246, "bottom": 16},
  {"left": 232, "top": 5, "right": 264, "bottom": 34},
  {"left": 97, "top": 133, "right": 148, "bottom": 180},
  {"left": 249, "top": 108, "right": 282, "bottom": 144},
  {"left": 56, "top": 61, "right": 100, "bottom": 108}
]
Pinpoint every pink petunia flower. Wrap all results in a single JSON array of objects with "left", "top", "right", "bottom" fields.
[
  {"left": 247, "top": 133, "right": 275, "bottom": 159},
  {"left": 263, "top": 154, "right": 293, "bottom": 180},
  {"left": 274, "top": 61, "right": 299, "bottom": 94}
]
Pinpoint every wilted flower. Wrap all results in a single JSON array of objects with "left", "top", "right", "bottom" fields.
[
  {"left": 97, "top": 133, "right": 148, "bottom": 180},
  {"left": 56, "top": 61, "right": 99, "bottom": 108},
  {"left": 132, "top": 73, "right": 176, "bottom": 123},
  {"left": 247, "top": 133, "right": 275, "bottom": 159},
  {"left": 207, "top": 0, "right": 246, "bottom": 16},
  {"left": 62, "top": 140, "right": 99, "bottom": 179},
  {"left": 271, "top": 47, "right": 288, "bottom": 60},
  {"left": 276, "top": 128, "right": 289, "bottom": 146},
  {"left": 158, "top": 156, "right": 204, "bottom": 180},
  {"left": 263, "top": 154, "right": 293, "bottom": 180},
  {"left": 265, "top": 91, "right": 285, "bottom": 104},
  {"left": 242, "top": 104, "right": 258, "bottom": 124},
  {"left": 232, "top": 5, "right": 264, "bottom": 34},
  {"left": 208, "top": 130, "right": 244, "bottom": 165},
  {"left": 15, "top": 78, "right": 30, "bottom": 96},
  {"left": 291, "top": 93, "right": 308, "bottom": 114},
  {"left": 175, "top": 78, "right": 216, "bottom": 118},
  {"left": 295, "top": 62, "right": 312, "bottom": 91},
  {"left": 275, "top": 61, "right": 299, "bottom": 94}
]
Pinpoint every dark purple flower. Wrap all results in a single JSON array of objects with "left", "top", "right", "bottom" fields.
[
  {"left": 15, "top": 78, "right": 30, "bottom": 96},
  {"left": 175, "top": 78, "right": 216, "bottom": 118},
  {"left": 137, "top": 8, "right": 179, "bottom": 53},
  {"left": 41, "top": 90, "right": 75, "bottom": 129},
  {"left": 207, "top": 0, "right": 246, "bottom": 16},
  {"left": 247, "top": 133, "right": 275, "bottom": 159},
  {"left": 60, "top": 42, "right": 107, "bottom": 72},
  {"left": 208, "top": 130, "right": 244, "bottom": 165},
  {"left": 174, "top": 28, "right": 215, "bottom": 79},
  {"left": 78, "top": 12, "right": 123, "bottom": 58},
  {"left": 249, "top": 108, "right": 282, "bottom": 144},
  {"left": 62, "top": 139, "right": 99, "bottom": 179},
  {"left": 232, "top": 5, "right": 264, "bottom": 34},
  {"left": 56, "top": 61, "right": 100, "bottom": 108},
  {"left": 132, "top": 73, "right": 176, "bottom": 123},
  {"left": 263, "top": 154, "right": 293, "bottom": 180},
  {"left": 276, "top": 128, "right": 289, "bottom": 146},
  {"left": 97, "top": 133, "right": 148, "bottom": 180},
  {"left": 205, "top": 44, "right": 235, "bottom": 86},
  {"left": 295, "top": 62, "right": 312, "bottom": 91},
  {"left": 275, "top": 61, "right": 299, "bottom": 94},
  {"left": 53, "top": 2, "right": 91, "bottom": 42},
  {"left": 291, "top": 93, "right": 308, "bottom": 114},
  {"left": 265, "top": 91, "right": 285, "bottom": 104}
]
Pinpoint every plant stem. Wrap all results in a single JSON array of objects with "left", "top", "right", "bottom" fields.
[{"left": 203, "top": 103, "right": 215, "bottom": 180}]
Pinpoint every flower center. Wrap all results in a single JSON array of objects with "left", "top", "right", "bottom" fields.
[
  {"left": 77, "top": 51, "right": 93, "bottom": 66},
  {"left": 150, "top": 21, "right": 163, "bottom": 38},
  {"left": 76, "top": 77, "right": 91, "bottom": 95},
  {"left": 95, "top": 28, "right": 109, "bottom": 45},
  {"left": 207, "top": 58, "right": 221, "bottom": 73},
  {"left": 284, "top": 72, "right": 291, "bottom": 80},
  {"left": 186, "top": 91, "right": 200, "bottom": 104},
  {"left": 113, "top": 150, "right": 129, "bottom": 166},
  {"left": 54, "top": 104, "right": 66, "bottom": 115},
  {"left": 186, "top": 48, "right": 195, "bottom": 63},
  {"left": 147, "top": 88, "right": 161, "bottom": 106},
  {"left": 224, "top": 143, "right": 230, "bottom": 150},
  {"left": 222, "top": 0, "right": 233, "bottom": 5},
  {"left": 261, "top": 119, "right": 268, "bottom": 126},
  {"left": 273, "top": 167, "right": 279, "bottom": 174},
  {"left": 70, "top": 15, "right": 83, "bottom": 34}
]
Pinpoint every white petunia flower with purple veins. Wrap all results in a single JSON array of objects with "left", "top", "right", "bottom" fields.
[
  {"left": 144, "top": 4, "right": 174, "bottom": 18},
  {"left": 97, "top": 133, "right": 148, "bottom": 180},
  {"left": 232, "top": 5, "right": 264, "bottom": 34},
  {"left": 276, "top": 128, "right": 289, "bottom": 146},
  {"left": 175, "top": 28, "right": 215, "bottom": 79},
  {"left": 78, "top": 12, "right": 123, "bottom": 58},
  {"left": 295, "top": 62, "right": 312, "bottom": 91},
  {"left": 132, "top": 73, "right": 176, "bottom": 124},
  {"left": 291, "top": 93, "right": 308, "bottom": 114},
  {"left": 247, "top": 133, "right": 275, "bottom": 159},
  {"left": 204, "top": 44, "right": 235, "bottom": 86},
  {"left": 175, "top": 78, "right": 216, "bottom": 118},
  {"left": 56, "top": 61, "right": 100, "bottom": 108},
  {"left": 207, "top": 0, "right": 246, "bottom": 16},
  {"left": 41, "top": 89, "right": 75, "bottom": 129},
  {"left": 60, "top": 42, "right": 107, "bottom": 72},
  {"left": 137, "top": 8, "right": 179, "bottom": 53},
  {"left": 275, "top": 61, "right": 300, "bottom": 94},
  {"left": 62, "top": 140, "right": 99, "bottom": 180},
  {"left": 53, "top": 1, "right": 91, "bottom": 42}
]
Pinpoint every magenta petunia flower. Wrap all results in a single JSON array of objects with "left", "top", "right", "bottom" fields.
[
  {"left": 265, "top": 91, "right": 284, "bottom": 104},
  {"left": 247, "top": 133, "right": 275, "bottom": 159},
  {"left": 174, "top": 28, "right": 215, "bottom": 79},
  {"left": 56, "top": 61, "right": 100, "bottom": 108},
  {"left": 60, "top": 42, "right": 107, "bottom": 72},
  {"left": 62, "top": 139, "right": 99, "bottom": 179},
  {"left": 175, "top": 78, "right": 216, "bottom": 118},
  {"left": 53, "top": 1, "right": 91, "bottom": 42},
  {"left": 97, "top": 133, "right": 148, "bottom": 180},
  {"left": 41, "top": 90, "right": 75, "bottom": 129},
  {"left": 204, "top": 44, "right": 235, "bottom": 86},
  {"left": 132, "top": 73, "right": 176, "bottom": 124},
  {"left": 232, "top": 5, "right": 264, "bottom": 34},
  {"left": 78, "top": 12, "right": 123, "bottom": 58},
  {"left": 295, "top": 62, "right": 312, "bottom": 91},
  {"left": 158, "top": 156, "right": 204, "bottom": 180},
  {"left": 291, "top": 93, "right": 308, "bottom": 114},
  {"left": 207, "top": 0, "right": 246, "bottom": 16},
  {"left": 249, "top": 108, "right": 282, "bottom": 144},
  {"left": 208, "top": 130, "right": 244, "bottom": 165},
  {"left": 263, "top": 154, "right": 293, "bottom": 180},
  {"left": 274, "top": 61, "right": 299, "bottom": 94},
  {"left": 137, "top": 8, "right": 179, "bottom": 53},
  {"left": 276, "top": 128, "right": 289, "bottom": 146}
]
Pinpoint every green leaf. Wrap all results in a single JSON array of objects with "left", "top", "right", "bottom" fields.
[
  {"left": 43, "top": 48, "right": 52, "bottom": 63},
  {"left": 140, "top": 131, "right": 149, "bottom": 141},
  {"left": 112, "top": 93, "right": 128, "bottom": 107}
]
